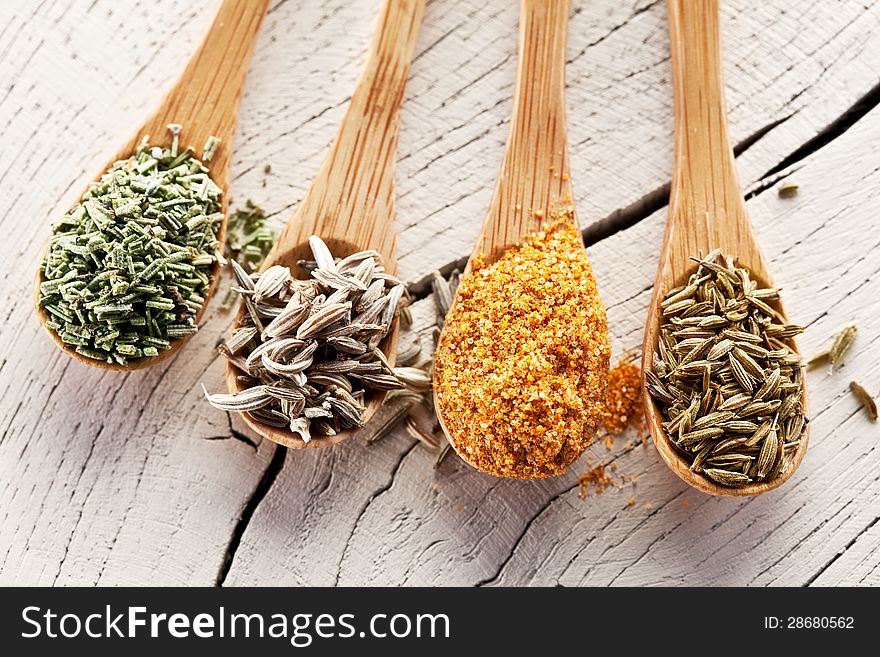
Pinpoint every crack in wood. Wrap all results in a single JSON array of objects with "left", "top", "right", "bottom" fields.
[
  {"left": 334, "top": 439, "right": 420, "bottom": 585},
  {"left": 217, "top": 411, "right": 259, "bottom": 450},
  {"left": 215, "top": 444, "right": 287, "bottom": 586},
  {"left": 804, "top": 512, "right": 880, "bottom": 586},
  {"left": 51, "top": 423, "right": 104, "bottom": 585},
  {"left": 567, "top": 0, "right": 663, "bottom": 64},
  {"left": 750, "top": 499, "right": 853, "bottom": 585},
  {"left": 760, "top": 79, "right": 880, "bottom": 182},
  {"left": 575, "top": 486, "right": 691, "bottom": 585},
  {"left": 476, "top": 440, "right": 646, "bottom": 586},
  {"left": 405, "top": 112, "right": 797, "bottom": 300}
]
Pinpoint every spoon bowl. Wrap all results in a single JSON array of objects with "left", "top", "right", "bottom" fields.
[
  {"left": 225, "top": 0, "right": 424, "bottom": 449},
  {"left": 642, "top": 0, "right": 809, "bottom": 496},
  {"left": 225, "top": 239, "right": 400, "bottom": 450},
  {"left": 34, "top": 0, "right": 269, "bottom": 371}
]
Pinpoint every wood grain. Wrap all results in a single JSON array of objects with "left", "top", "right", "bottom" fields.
[
  {"left": 33, "top": 0, "right": 269, "bottom": 371},
  {"left": 641, "top": 0, "right": 808, "bottom": 496},
  {"left": 1, "top": 0, "right": 879, "bottom": 587},
  {"left": 261, "top": 0, "right": 425, "bottom": 270},
  {"left": 472, "top": 0, "right": 576, "bottom": 261},
  {"left": 226, "top": 0, "right": 425, "bottom": 449}
]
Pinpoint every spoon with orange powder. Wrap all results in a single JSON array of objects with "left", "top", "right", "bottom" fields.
[{"left": 432, "top": 0, "right": 611, "bottom": 479}]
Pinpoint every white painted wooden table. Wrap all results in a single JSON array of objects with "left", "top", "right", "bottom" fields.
[{"left": 2, "top": 0, "right": 879, "bottom": 586}]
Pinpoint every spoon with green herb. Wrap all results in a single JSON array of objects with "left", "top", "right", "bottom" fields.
[{"left": 34, "top": 0, "right": 268, "bottom": 370}]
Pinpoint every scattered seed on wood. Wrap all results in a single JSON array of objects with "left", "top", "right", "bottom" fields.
[
  {"left": 829, "top": 323, "right": 857, "bottom": 369},
  {"left": 849, "top": 381, "right": 877, "bottom": 422},
  {"left": 777, "top": 182, "right": 799, "bottom": 198}
]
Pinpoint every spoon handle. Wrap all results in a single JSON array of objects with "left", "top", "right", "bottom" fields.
[
  {"left": 129, "top": 0, "right": 269, "bottom": 180},
  {"left": 664, "top": 0, "right": 762, "bottom": 284},
  {"left": 476, "top": 0, "right": 574, "bottom": 260},
  {"left": 269, "top": 0, "right": 426, "bottom": 269}
]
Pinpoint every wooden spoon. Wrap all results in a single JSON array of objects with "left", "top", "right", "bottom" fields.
[
  {"left": 226, "top": 0, "right": 426, "bottom": 449},
  {"left": 641, "top": 0, "right": 809, "bottom": 496},
  {"left": 434, "top": 0, "right": 590, "bottom": 465},
  {"left": 469, "top": 0, "right": 576, "bottom": 262},
  {"left": 34, "top": 0, "right": 269, "bottom": 371}
]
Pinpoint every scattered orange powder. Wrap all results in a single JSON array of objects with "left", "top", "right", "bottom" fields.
[
  {"left": 578, "top": 359, "right": 647, "bottom": 498},
  {"left": 578, "top": 465, "right": 613, "bottom": 498},
  {"left": 435, "top": 222, "right": 611, "bottom": 479},
  {"left": 598, "top": 359, "right": 645, "bottom": 437}
]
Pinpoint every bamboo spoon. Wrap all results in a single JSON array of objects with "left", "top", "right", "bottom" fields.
[
  {"left": 468, "top": 0, "right": 576, "bottom": 262},
  {"left": 641, "top": 0, "right": 809, "bottom": 496},
  {"left": 34, "top": 0, "right": 269, "bottom": 371},
  {"left": 433, "top": 0, "right": 591, "bottom": 464},
  {"left": 225, "top": 0, "right": 426, "bottom": 449}
]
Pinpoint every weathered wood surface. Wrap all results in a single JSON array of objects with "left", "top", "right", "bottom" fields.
[{"left": 0, "top": 0, "right": 878, "bottom": 586}]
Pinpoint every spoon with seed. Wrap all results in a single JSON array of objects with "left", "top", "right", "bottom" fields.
[
  {"left": 34, "top": 0, "right": 269, "bottom": 371},
  {"left": 432, "top": 0, "right": 610, "bottom": 477},
  {"left": 641, "top": 0, "right": 809, "bottom": 496},
  {"left": 224, "top": 0, "right": 426, "bottom": 449}
]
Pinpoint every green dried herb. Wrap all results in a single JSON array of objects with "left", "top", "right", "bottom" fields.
[
  {"left": 225, "top": 199, "right": 275, "bottom": 273},
  {"left": 38, "top": 124, "right": 222, "bottom": 365}
]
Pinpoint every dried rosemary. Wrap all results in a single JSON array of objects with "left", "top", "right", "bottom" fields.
[
  {"left": 38, "top": 125, "right": 223, "bottom": 365},
  {"left": 204, "top": 237, "right": 408, "bottom": 443},
  {"left": 647, "top": 249, "right": 808, "bottom": 488},
  {"left": 225, "top": 199, "right": 275, "bottom": 273}
]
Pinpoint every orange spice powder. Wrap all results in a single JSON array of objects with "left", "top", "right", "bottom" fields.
[
  {"left": 434, "top": 222, "right": 611, "bottom": 479},
  {"left": 598, "top": 359, "right": 645, "bottom": 438},
  {"left": 578, "top": 465, "right": 613, "bottom": 497},
  {"left": 577, "top": 359, "right": 646, "bottom": 499}
]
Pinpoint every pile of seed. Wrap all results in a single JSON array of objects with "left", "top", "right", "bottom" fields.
[
  {"left": 646, "top": 249, "right": 807, "bottom": 487},
  {"left": 204, "top": 236, "right": 408, "bottom": 443},
  {"left": 434, "top": 221, "right": 611, "bottom": 479},
  {"left": 38, "top": 125, "right": 223, "bottom": 365}
]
